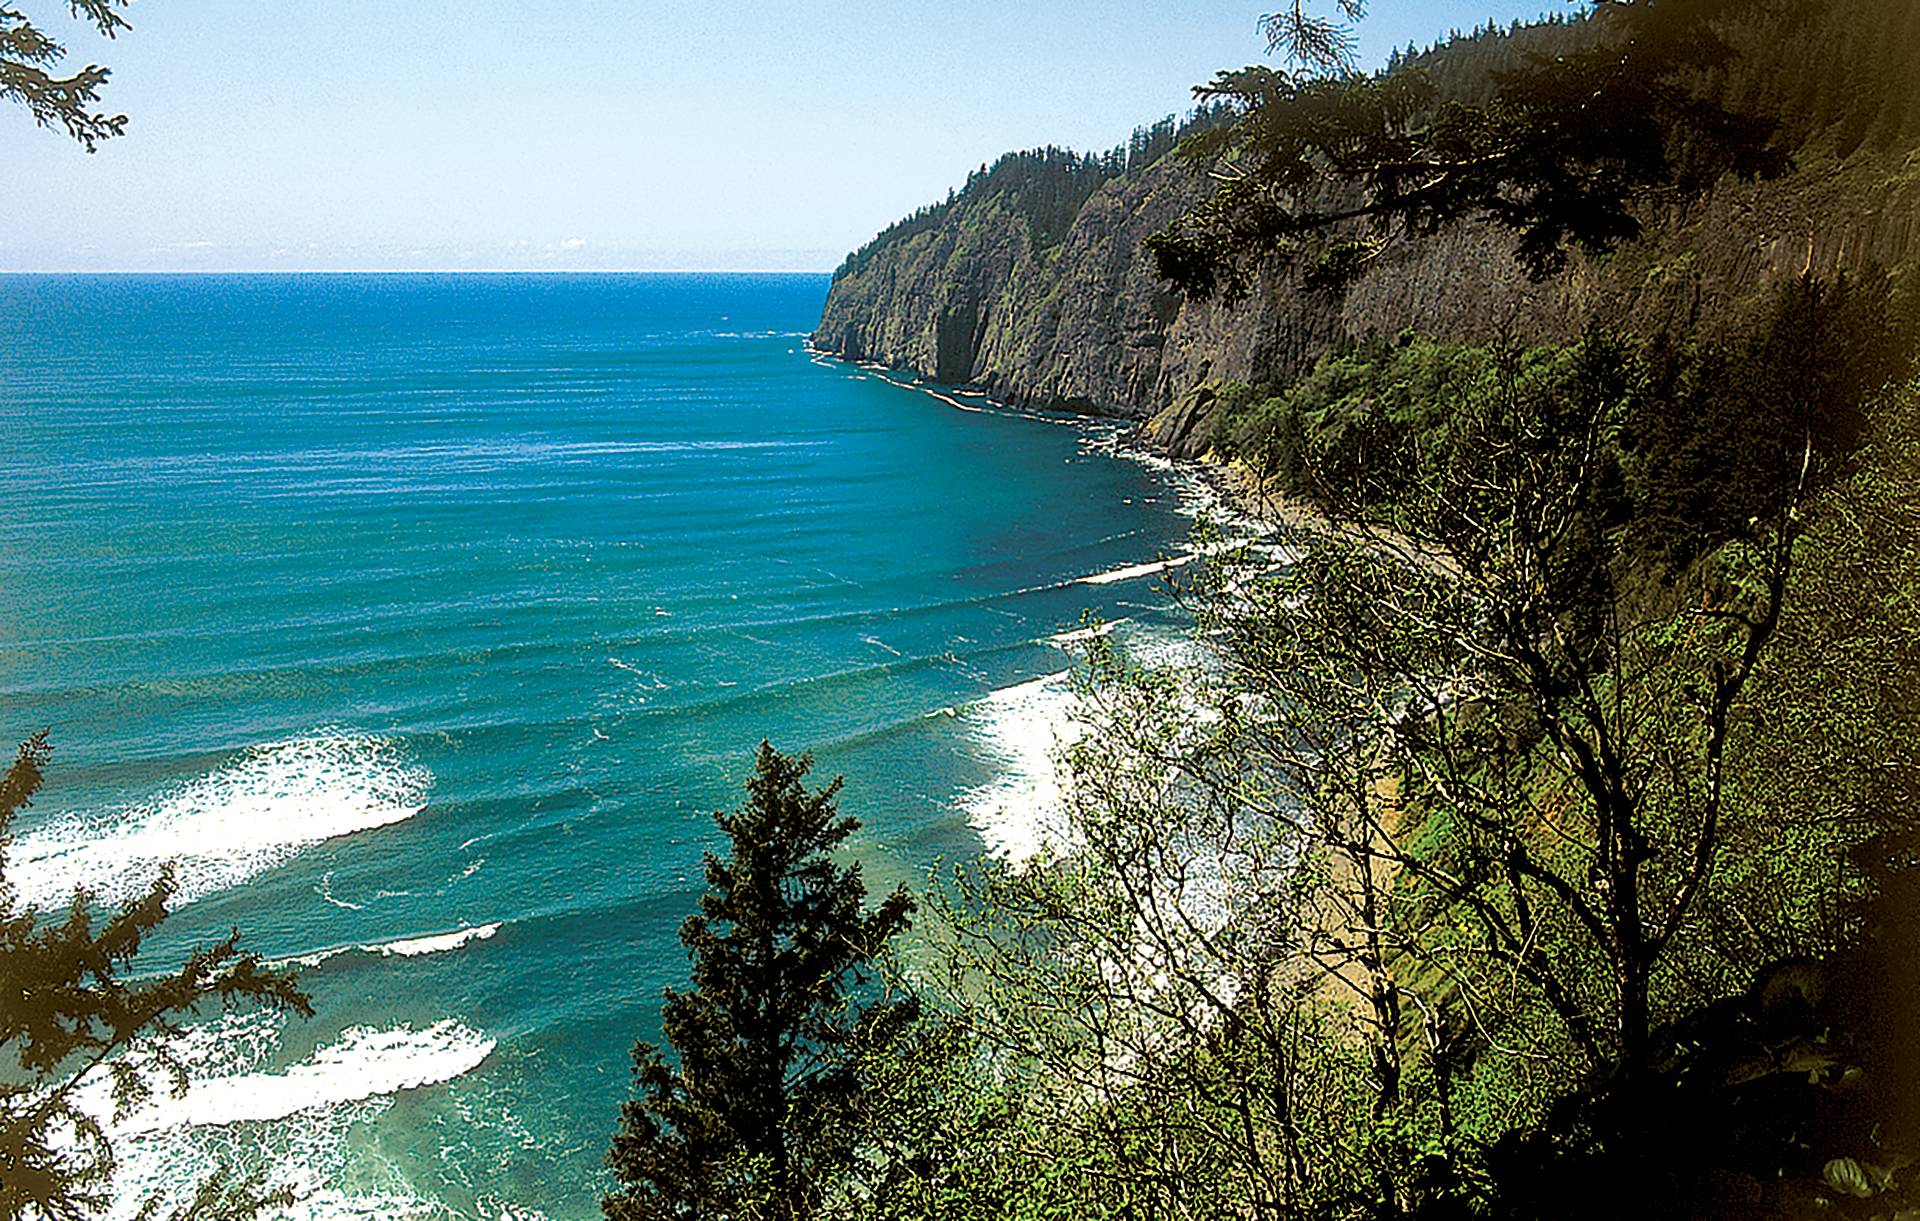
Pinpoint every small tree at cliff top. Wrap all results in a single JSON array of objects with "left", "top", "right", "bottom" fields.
[{"left": 606, "top": 743, "right": 917, "bottom": 1221}]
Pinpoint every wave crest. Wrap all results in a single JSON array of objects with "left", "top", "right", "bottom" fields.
[
  {"left": 75, "top": 1011, "right": 497, "bottom": 1221},
  {"left": 292, "top": 922, "right": 503, "bottom": 968},
  {"left": 111, "top": 1019, "right": 495, "bottom": 1135},
  {"left": 10, "top": 732, "right": 430, "bottom": 911}
]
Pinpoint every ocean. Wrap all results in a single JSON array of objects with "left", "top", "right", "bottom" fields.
[{"left": 0, "top": 272, "right": 1202, "bottom": 1219}]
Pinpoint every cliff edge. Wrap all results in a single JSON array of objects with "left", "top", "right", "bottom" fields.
[{"left": 814, "top": 3, "right": 1920, "bottom": 455}]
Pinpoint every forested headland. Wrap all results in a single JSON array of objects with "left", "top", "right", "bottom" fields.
[
  {"left": 4, "top": 0, "right": 1920, "bottom": 1218},
  {"left": 813, "top": 0, "right": 1920, "bottom": 446}
]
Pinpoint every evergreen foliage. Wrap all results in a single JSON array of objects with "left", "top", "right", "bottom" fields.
[
  {"left": 2, "top": 37, "right": 312, "bottom": 1219},
  {"left": 830, "top": 148, "right": 1115, "bottom": 283},
  {"left": 0, "top": 734, "right": 309, "bottom": 1221},
  {"left": 605, "top": 744, "right": 916, "bottom": 1221},
  {"left": 836, "top": 279, "right": 1917, "bottom": 1219},
  {"left": 1261, "top": 0, "right": 1369, "bottom": 73},
  {"left": 803, "top": 3, "right": 1920, "bottom": 1205},
  {"left": 830, "top": 106, "right": 1235, "bottom": 283},
  {"left": 1209, "top": 271, "right": 1915, "bottom": 572},
  {"left": 0, "top": 1, "right": 129, "bottom": 151},
  {"left": 1146, "top": 0, "right": 1798, "bottom": 297}
]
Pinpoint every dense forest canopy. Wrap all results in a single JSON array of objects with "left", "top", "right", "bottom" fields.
[
  {"left": 1143, "top": 0, "right": 1892, "bottom": 296},
  {"left": 830, "top": 106, "right": 1235, "bottom": 281},
  {"left": 836, "top": 0, "right": 1920, "bottom": 301}
]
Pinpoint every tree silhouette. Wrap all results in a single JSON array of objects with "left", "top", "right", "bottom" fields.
[
  {"left": 1149, "top": 0, "right": 1790, "bottom": 298},
  {"left": 606, "top": 743, "right": 916, "bottom": 1221},
  {"left": 0, "top": 734, "right": 309, "bottom": 1221},
  {"left": 1, "top": 1, "right": 131, "bottom": 151}
]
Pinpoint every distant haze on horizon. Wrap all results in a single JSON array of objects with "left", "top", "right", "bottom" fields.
[{"left": 0, "top": 1, "right": 1559, "bottom": 273}]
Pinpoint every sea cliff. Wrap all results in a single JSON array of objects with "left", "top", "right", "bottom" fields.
[{"left": 814, "top": 9, "right": 1920, "bottom": 456}]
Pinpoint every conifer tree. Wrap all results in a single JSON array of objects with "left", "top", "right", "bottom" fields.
[
  {"left": 0, "top": 733, "right": 309, "bottom": 1221},
  {"left": 1, "top": 1, "right": 131, "bottom": 151},
  {"left": 1148, "top": 0, "right": 1791, "bottom": 298},
  {"left": 605, "top": 743, "right": 916, "bottom": 1221}
]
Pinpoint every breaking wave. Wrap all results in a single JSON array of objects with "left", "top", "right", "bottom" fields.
[
  {"left": 1076, "top": 554, "right": 1196, "bottom": 586},
  {"left": 953, "top": 671, "right": 1084, "bottom": 862},
  {"left": 108, "top": 1020, "right": 495, "bottom": 1135},
  {"left": 292, "top": 922, "right": 503, "bottom": 969},
  {"left": 65, "top": 1011, "right": 497, "bottom": 1221},
  {"left": 9, "top": 732, "right": 430, "bottom": 911}
]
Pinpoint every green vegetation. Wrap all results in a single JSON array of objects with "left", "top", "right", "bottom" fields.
[
  {"left": 830, "top": 106, "right": 1233, "bottom": 282},
  {"left": 3, "top": 26, "right": 317, "bottom": 1218},
  {"left": 830, "top": 148, "right": 1116, "bottom": 283},
  {"left": 646, "top": 2, "right": 1920, "bottom": 1212},
  {"left": 0, "top": 736, "right": 309, "bottom": 1221},
  {"left": 1, "top": 0, "right": 130, "bottom": 151},
  {"left": 605, "top": 744, "right": 915, "bottom": 1221},
  {"left": 626, "top": 268, "right": 1918, "bottom": 1218},
  {"left": 1146, "top": 0, "right": 1920, "bottom": 297},
  {"left": 641, "top": 2, "right": 1920, "bottom": 1216},
  {"left": 5, "top": 0, "right": 1915, "bottom": 1217},
  {"left": 1209, "top": 269, "right": 1911, "bottom": 568}
]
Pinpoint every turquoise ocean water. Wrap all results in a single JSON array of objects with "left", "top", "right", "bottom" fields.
[{"left": 0, "top": 273, "right": 1199, "bottom": 1219}]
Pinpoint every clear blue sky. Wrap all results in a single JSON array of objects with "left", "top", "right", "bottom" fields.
[{"left": 0, "top": 2, "right": 1560, "bottom": 272}]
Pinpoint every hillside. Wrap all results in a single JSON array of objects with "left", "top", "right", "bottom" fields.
[{"left": 813, "top": 0, "right": 1920, "bottom": 455}]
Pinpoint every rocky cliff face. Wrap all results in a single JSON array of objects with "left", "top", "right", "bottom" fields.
[
  {"left": 814, "top": 10, "right": 1920, "bottom": 457},
  {"left": 816, "top": 145, "right": 1919, "bottom": 458}
]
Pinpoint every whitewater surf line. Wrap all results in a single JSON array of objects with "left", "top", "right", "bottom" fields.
[
  {"left": 954, "top": 669, "right": 1085, "bottom": 862},
  {"left": 100, "top": 1020, "right": 496, "bottom": 1136},
  {"left": 1078, "top": 554, "right": 1197, "bottom": 585},
  {"left": 9, "top": 732, "right": 431, "bottom": 911},
  {"left": 288, "top": 922, "right": 504, "bottom": 969}
]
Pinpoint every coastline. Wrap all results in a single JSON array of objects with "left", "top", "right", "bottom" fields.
[
  {"left": 797, "top": 348, "right": 1458, "bottom": 591},
  {"left": 802, "top": 344, "right": 1346, "bottom": 545},
  {"left": 12, "top": 276, "right": 1204, "bottom": 1221},
  {"left": 799, "top": 350, "right": 1432, "bottom": 991}
]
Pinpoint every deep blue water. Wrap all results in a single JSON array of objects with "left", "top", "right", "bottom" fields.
[{"left": 0, "top": 273, "right": 1195, "bottom": 1219}]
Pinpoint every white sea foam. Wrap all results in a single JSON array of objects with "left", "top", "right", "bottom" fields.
[
  {"left": 106, "top": 1020, "right": 495, "bottom": 1135},
  {"left": 60, "top": 1010, "right": 499, "bottom": 1221},
  {"left": 954, "top": 671, "right": 1085, "bottom": 862},
  {"left": 1048, "top": 618, "right": 1126, "bottom": 646},
  {"left": 268, "top": 1190, "right": 448, "bottom": 1221},
  {"left": 59, "top": 1014, "right": 477, "bottom": 1144},
  {"left": 863, "top": 368, "right": 987, "bottom": 413},
  {"left": 1078, "top": 554, "right": 1196, "bottom": 585},
  {"left": 960, "top": 617, "right": 1222, "bottom": 864},
  {"left": 1082, "top": 429, "right": 1273, "bottom": 538},
  {"left": 608, "top": 657, "right": 670, "bottom": 688},
  {"left": 378, "top": 922, "right": 502, "bottom": 958},
  {"left": 10, "top": 733, "right": 431, "bottom": 911},
  {"left": 291, "top": 922, "right": 503, "bottom": 968},
  {"left": 103, "top": 1106, "right": 431, "bottom": 1221}
]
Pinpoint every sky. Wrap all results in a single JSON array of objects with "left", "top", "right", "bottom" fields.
[{"left": 0, "top": 2, "right": 1561, "bottom": 273}]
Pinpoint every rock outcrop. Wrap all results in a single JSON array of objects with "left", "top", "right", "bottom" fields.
[{"left": 813, "top": 6, "right": 1920, "bottom": 457}]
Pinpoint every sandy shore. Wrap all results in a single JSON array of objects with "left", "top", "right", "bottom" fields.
[
  {"left": 1189, "top": 454, "right": 1326, "bottom": 533},
  {"left": 1189, "top": 451, "right": 1458, "bottom": 578}
]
